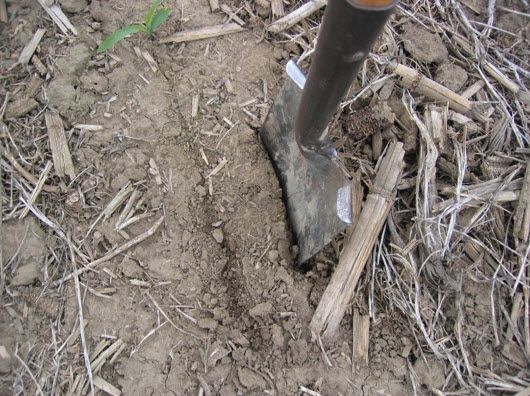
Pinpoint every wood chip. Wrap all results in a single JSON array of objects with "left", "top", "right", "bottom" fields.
[
  {"left": 191, "top": 94, "right": 199, "bottom": 118},
  {"left": 141, "top": 50, "right": 158, "bottom": 73},
  {"left": 18, "top": 29, "right": 46, "bottom": 65},
  {"left": 310, "top": 142, "right": 405, "bottom": 338},
  {"left": 267, "top": 0, "right": 326, "bottom": 33},
  {"left": 0, "top": 0, "right": 7, "bottom": 23},
  {"left": 160, "top": 23, "right": 244, "bottom": 44},
  {"left": 391, "top": 63, "right": 472, "bottom": 114},
  {"left": 45, "top": 112, "right": 75, "bottom": 179},
  {"left": 352, "top": 309, "right": 370, "bottom": 367}
]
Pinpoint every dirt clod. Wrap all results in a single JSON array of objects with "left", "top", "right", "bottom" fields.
[
  {"left": 402, "top": 24, "right": 448, "bottom": 64},
  {"left": 435, "top": 63, "right": 469, "bottom": 92},
  {"left": 237, "top": 367, "right": 267, "bottom": 390}
]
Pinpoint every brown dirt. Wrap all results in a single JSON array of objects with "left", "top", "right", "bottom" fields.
[{"left": 2, "top": 0, "right": 529, "bottom": 395}]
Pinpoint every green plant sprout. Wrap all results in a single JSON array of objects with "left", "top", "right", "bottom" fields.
[{"left": 96, "top": 0, "right": 170, "bottom": 52}]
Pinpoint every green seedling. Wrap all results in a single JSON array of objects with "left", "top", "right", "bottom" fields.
[{"left": 97, "top": 0, "right": 170, "bottom": 52}]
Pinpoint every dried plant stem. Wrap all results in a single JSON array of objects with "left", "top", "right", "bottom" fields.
[
  {"left": 70, "top": 243, "right": 94, "bottom": 395},
  {"left": 391, "top": 63, "right": 472, "bottom": 113},
  {"left": 310, "top": 142, "right": 405, "bottom": 338}
]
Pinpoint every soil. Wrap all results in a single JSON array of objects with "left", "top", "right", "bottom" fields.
[
  {"left": 0, "top": 0, "right": 412, "bottom": 395},
  {"left": 2, "top": 0, "right": 528, "bottom": 395}
]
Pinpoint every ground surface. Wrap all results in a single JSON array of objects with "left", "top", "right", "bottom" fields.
[{"left": 1, "top": 0, "right": 529, "bottom": 395}]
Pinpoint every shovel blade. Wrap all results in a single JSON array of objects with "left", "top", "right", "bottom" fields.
[{"left": 260, "top": 61, "right": 352, "bottom": 265}]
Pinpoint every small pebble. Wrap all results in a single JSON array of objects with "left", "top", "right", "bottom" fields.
[{"left": 212, "top": 228, "right": 224, "bottom": 244}]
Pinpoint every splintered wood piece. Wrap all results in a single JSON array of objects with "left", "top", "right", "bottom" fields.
[
  {"left": 352, "top": 309, "right": 370, "bottom": 367},
  {"left": 267, "top": 0, "right": 326, "bottom": 33},
  {"left": 310, "top": 142, "right": 405, "bottom": 338},
  {"left": 514, "top": 161, "right": 530, "bottom": 243},
  {"left": 45, "top": 112, "right": 75, "bottom": 179},
  {"left": 391, "top": 63, "right": 472, "bottom": 114},
  {"left": 18, "top": 29, "right": 45, "bottom": 65},
  {"left": 36, "top": 0, "right": 77, "bottom": 35},
  {"left": 160, "top": 23, "right": 244, "bottom": 44},
  {"left": 207, "top": 0, "right": 219, "bottom": 12}
]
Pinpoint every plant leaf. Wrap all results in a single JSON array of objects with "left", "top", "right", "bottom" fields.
[
  {"left": 148, "top": 8, "right": 170, "bottom": 32},
  {"left": 97, "top": 24, "right": 146, "bottom": 52},
  {"left": 145, "top": 0, "right": 164, "bottom": 26}
]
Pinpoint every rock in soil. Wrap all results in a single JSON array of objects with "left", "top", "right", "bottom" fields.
[{"left": 402, "top": 24, "right": 448, "bottom": 64}]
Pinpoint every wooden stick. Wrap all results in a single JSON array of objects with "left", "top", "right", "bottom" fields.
[
  {"left": 0, "top": 0, "right": 7, "bottom": 23},
  {"left": 267, "top": 0, "right": 326, "bottom": 33},
  {"left": 45, "top": 112, "right": 75, "bottom": 179},
  {"left": 391, "top": 63, "right": 472, "bottom": 114},
  {"left": 310, "top": 142, "right": 405, "bottom": 338},
  {"left": 18, "top": 29, "right": 46, "bottom": 65},
  {"left": 160, "top": 23, "right": 244, "bottom": 44},
  {"left": 484, "top": 61, "right": 520, "bottom": 94}
]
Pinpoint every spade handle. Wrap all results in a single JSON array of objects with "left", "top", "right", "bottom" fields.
[{"left": 295, "top": 0, "right": 397, "bottom": 156}]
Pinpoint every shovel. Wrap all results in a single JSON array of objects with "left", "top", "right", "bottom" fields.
[{"left": 261, "top": 0, "right": 397, "bottom": 264}]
